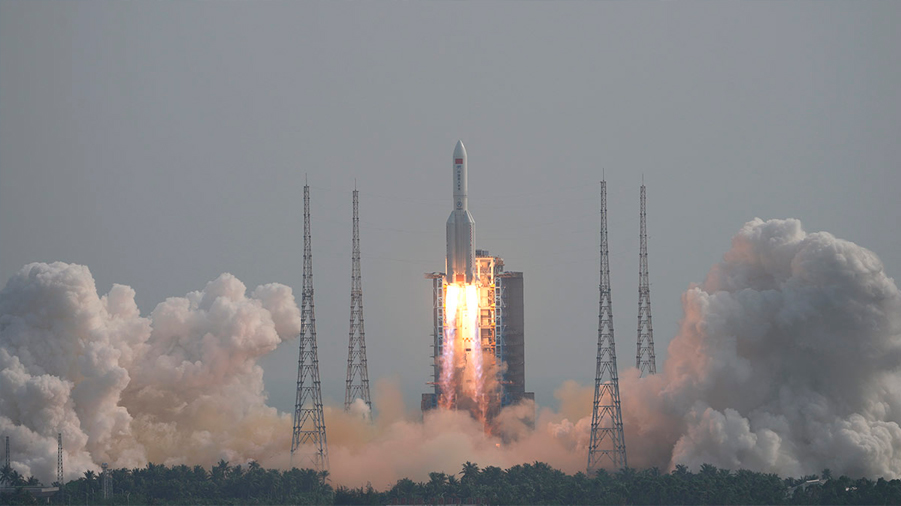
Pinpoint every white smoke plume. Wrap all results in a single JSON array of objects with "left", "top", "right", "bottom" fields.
[
  {"left": 0, "top": 262, "right": 590, "bottom": 488},
  {"left": 0, "top": 262, "right": 298, "bottom": 483},
  {"left": 2, "top": 217, "right": 900, "bottom": 486},
  {"left": 325, "top": 381, "right": 591, "bottom": 488},
  {"left": 619, "top": 218, "right": 901, "bottom": 478}
]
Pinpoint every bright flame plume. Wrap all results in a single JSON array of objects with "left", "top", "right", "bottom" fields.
[{"left": 439, "top": 282, "right": 488, "bottom": 425}]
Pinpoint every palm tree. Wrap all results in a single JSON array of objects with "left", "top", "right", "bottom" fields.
[
  {"left": 388, "top": 477, "right": 417, "bottom": 502},
  {"left": 427, "top": 471, "right": 448, "bottom": 500},
  {"left": 0, "top": 464, "right": 12, "bottom": 486},
  {"left": 211, "top": 459, "right": 230, "bottom": 482},
  {"left": 192, "top": 465, "right": 208, "bottom": 482},
  {"left": 460, "top": 461, "right": 480, "bottom": 484}
]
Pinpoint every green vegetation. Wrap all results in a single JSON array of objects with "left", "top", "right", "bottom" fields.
[
  {"left": 3, "top": 461, "right": 901, "bottom": 505},
  {"left": 1, "top": 460, "right": 332, "bottom": 505}
]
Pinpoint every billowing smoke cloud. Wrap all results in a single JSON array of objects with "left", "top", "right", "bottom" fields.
[
  {"left": 325, "top": 381, "right": 590, "bottom": 488},
  {"left": 0, "top": 263, "right": 587, "bottom": 487},
  {"left": 620, "top": 218, "right": 901, "bottom": 478},
  {"left": 3, "top": 218, "right": 900, "bottom": 486},
  {"left": 0, "top": 262, "right": 298, "bottom": 482}
]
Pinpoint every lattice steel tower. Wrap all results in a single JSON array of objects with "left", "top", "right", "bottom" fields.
[
  {"left": 57, "top": 433, "right": 63, "bottom": 487},
  {"left": 4, "top": 436, "right": 9, "bottom": 471},
  {"left": 291, "top": 181, "right": 329, "bottom": 471},
  {"left": 101, "top": 463, "right": 111, "bottom": 499},
  {"left": 345, "top": 187, "right": 372, "bottom": 412},
  {"left": 588, "top": 179, "right": 627, "bottom": 473},
  {"left": 636, "top": 181, "right": 657, "bottom": 377}
]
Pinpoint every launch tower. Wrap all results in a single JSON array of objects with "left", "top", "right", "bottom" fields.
[
  {"left": 291, "top": 182, "right": 329, "bottom": 471},
  {"left": 345, "top": 187, "right": 372, "bottom": 412},
  {"left": 588, "top": 179, "right": 627, "bottom": 472}
]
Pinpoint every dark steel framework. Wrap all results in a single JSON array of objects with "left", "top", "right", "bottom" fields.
[
  {"left": 588, "top": 179, "right": 627, "bottom": 473},
  {"left": 291, "top": 182, "right": 329, "bottom": 471},
  {"left": 57, "top": 433, "right": 63, "bottom": 489},
  {"left": 636, "top": 182, "right": 657, "bottom": 377},
  {"left": 345, "top": 188, "right": 372, "bottom": 412},
  {"left": 101, "top": 463, "right": 111, "bottom": 499}
]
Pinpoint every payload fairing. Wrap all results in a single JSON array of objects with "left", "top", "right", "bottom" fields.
[{"left": 446, "top": 140, "right": 476, "bottom": 284}]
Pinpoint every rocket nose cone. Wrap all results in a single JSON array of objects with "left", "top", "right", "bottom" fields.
[{"left": 454, "top": 140, "right": 466, "bottom": 159}]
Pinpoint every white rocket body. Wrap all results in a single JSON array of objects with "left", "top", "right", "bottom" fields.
[{"left": 446, "top": 140, "right": 475, "bottom": 284}]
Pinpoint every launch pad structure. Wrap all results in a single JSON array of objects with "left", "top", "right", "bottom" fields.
[
  {"left": 423, "top": 251, "right": 532, "bottom": 417},
  {"left": 422, "top": 141, "right": 533, "bottom": 420}
]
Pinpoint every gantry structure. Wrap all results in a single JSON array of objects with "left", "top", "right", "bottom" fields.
[
  {"left": 291, "top": 181, "right": 329, "bottom": 471},
  {"left": 345, "top": 187, "right": 372, "bottom": 412},
  {"left": 588, "top": 179, "right": 627, "bottom": 473},
  {"left": 636, "top": 181, "right": 657, "bottom": 377}
]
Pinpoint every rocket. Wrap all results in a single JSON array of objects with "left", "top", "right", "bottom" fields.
[{"left": 446, "top": 140, "right": 476, "bottom": 284}]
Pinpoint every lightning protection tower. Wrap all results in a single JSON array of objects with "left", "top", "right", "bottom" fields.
[
  {"left": 57, "top": 433, "right": 63, "bottom": 488},
  {"left": 345, "top": 186, "right": 372, "bottom": 412},
  {"left": 101, "top": 463, "right": 111, "bottom": 499},
  {"left": 4, "top": 436, "right": 9, "bottom": 470},
  {"left": 636, "top": 180, "right": 657, "bottom": 377},
  {"left": 291, "top": 180, "right": 329, "bottom": 471},
  {"left": 588, "top": 179, "right": 628, "bottom": 473}
]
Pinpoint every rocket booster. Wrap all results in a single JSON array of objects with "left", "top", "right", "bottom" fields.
[{"left": 446, "top": 140, "right": 475, "bottom": 284}]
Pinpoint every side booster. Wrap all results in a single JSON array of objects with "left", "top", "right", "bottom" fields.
[{"left": 446, "top": 140, "right": 476, "bottom": 284}]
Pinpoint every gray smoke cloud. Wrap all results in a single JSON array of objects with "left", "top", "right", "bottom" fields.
[
  {"left": 620, "top": 218, "right": 901, "bottom": 478},
  {"left": 2, "top": 218, "right": 900, "bottom": 485}
]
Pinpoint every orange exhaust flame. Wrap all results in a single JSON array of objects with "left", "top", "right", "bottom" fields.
[{"left": 439, "top": 282, "right": 488, "bottom": 427}]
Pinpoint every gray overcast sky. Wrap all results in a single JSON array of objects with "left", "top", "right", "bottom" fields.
[{"left": 2, "top": 1, "right": 899, "bottom": 414}]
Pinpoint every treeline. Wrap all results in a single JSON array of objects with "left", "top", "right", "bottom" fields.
[
  {"left": 336, "top": 463, "right": 901, "bottom": 505},
  {"left": 2, "top": 461, "right": 332, "bottom": 505},
  {"left": 3, "top": 460, "right": 901, "bottom": 505}
]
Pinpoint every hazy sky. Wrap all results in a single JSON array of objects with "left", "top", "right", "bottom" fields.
[{"left": 2, "top": 1, "right": 899, "bottom": 414}]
